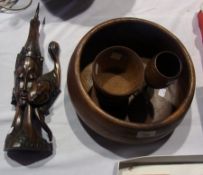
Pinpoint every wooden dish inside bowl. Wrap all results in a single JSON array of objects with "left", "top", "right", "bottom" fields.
[{"left": 67, "top": 18, "right": 195, "bottom": 144}]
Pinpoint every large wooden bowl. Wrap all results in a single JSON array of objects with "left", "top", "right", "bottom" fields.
[{"left": 67, "top": 18, "right": 195, "bottom": 144}]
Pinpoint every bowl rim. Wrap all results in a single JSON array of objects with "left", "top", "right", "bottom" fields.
[{"left": 71, "top": 17, "right": 196, "bottom": 130}]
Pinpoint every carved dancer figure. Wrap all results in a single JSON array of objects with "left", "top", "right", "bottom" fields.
[{"left": 4, "top": 4, "right": 61, "bottom": 152}]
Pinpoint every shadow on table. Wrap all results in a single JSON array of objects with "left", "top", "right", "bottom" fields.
[
  {"left": 152, "top": 108, "right": 192, "bottom": 155},
  {"left": 196, "top": 87, "right": 203, "bottom": 134},
  {"left": 64, "top": 85, "right": 191, "bottom": 158},
  {"left": 113, "top": 162, "right": 119, "bottom": 175},
  {"left": 193, "top": 14, "right": 203, "bottom": 135}
]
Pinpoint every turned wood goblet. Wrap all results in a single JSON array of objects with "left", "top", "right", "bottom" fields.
[{"left": 92, "top": 46, "right": 144, "bottom": 119}]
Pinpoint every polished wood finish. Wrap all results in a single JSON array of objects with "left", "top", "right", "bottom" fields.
[
  {"left": 4, "top": 4, "right": 61, "bottom": 152},
  {"left": 67, "top": 18, "right": 195, "bottom": 144},
  {"left": 145, "top": 51, "right": 182, "bottom": 89},
  {"left": 92, "top": 46, "right": 144, "bottom": 98}
]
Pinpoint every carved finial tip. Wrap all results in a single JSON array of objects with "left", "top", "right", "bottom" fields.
[{"left": 35, "top": 3, "right": 40, "bottom": 19}]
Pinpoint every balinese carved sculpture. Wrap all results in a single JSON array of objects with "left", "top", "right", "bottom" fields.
[{"left": 4, "top": 4, "right": 61, "bottom": 152}]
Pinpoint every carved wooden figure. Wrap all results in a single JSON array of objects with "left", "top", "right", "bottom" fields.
[{"left": 4, "top": 4, "right": 61, "bottom": 152}]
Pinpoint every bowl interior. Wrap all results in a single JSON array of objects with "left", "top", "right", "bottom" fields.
[{"left": 79, "top": 19, "right": 191, "bottom": 124}]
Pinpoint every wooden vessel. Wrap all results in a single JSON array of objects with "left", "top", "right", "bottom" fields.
[{"left": 67, "top": 18, "right": 195, "bottom": 144}]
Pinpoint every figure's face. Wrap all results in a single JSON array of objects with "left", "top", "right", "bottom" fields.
[
  {"left": 14, "top": 57, "right": 41, "bottom": 107},
  {"left": 28, "top": 80, "right": 50, "bottom": 106}
]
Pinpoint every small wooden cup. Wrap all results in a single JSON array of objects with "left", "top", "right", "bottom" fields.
[
  {"left": 92, "top": 46, "right": 145, "bottom": 119},
  {"left": 145, "top": 51, "right": 182, "bottom": 89},
  {"left": 92, "top": 46, "right": 144, "bottom": 101}
]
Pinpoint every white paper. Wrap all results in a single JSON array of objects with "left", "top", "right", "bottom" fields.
[{"left": 120, "top": 164, "right": 203, "bottom": 175}]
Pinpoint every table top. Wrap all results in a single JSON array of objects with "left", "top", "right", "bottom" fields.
[{"left": 0, "top": 0, "right": 203, "bottom": 175}]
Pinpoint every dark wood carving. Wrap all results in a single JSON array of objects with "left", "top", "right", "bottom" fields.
[{"left": 4, "top": 4, "right": 61, "bottom": 152}]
